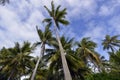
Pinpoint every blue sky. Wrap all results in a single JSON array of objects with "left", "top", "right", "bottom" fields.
[{"left": 0, "top": 0, "right": 120, "bottom": 59}]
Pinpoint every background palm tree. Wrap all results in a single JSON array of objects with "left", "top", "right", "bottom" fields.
[
  {"left": 102, "top": 35, "right": 120, "bottom": 73},
  {"left": 31, "top": 25, "right": 53, "bottom": 80},
  {"left": 108, "top": 50, "right": 120, "bottom": 72},
  {"left": 102, "top": 35, "right": 120, "bottom": 52},
  {"left": 24, "top": 57, "right": 48, "bottom": 80},
  {"left": 0, "top": 42, "right": 34, "bottom": 80},
  {"left": 76, "top": 37, "right": 101, "bottom": 72},
  {"left": 43, "top": 1, "right": 72, "bottom": 80}
]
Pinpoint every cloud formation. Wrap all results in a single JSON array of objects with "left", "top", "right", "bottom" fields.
[{"left": 0, "top": 0, "right": 120, "bottom": 59}]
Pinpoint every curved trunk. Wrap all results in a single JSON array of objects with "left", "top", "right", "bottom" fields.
[
  {"left": 31, "top": 42, "right": 45, "bottom": 80},
  {"left": 53, "top": 20, "right": 72, "bottom": 80}
]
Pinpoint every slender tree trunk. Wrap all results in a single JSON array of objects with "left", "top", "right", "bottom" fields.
[
  {"left": 53, "top": 19, "right": 72, "bottom": 80},
  {"left": 31, "top": 42, "right": 45, "bottom": 80},
  {"left": 7, "top": 62, "right": 18, "bottom": 80},
  {"left": 7, "top": 69, "right": 15, "bottom": 80}
]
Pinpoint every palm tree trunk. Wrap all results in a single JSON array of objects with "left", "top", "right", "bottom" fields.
[
  {"left": 7, "top": 69, "right": 15, "bottom": 80},
  {"left": 7, "top": 62, "right": 18, "bottom": 80},
  {"left": 53, "top": 20, "right": 72, "bottom": 80},
  {"left": 31, "top": 42, "right": 45, "bottom": 80}
]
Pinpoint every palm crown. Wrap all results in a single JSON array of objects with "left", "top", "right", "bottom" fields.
[
  {"left": 0, "top": 42, "right": 34, "bottom": 80},
  {"left": 43, "top": 1, "right": 69, "bottom": 29},
  {"left": 76, "top": 37, "right": 101, "bottom": 68},
  {"left": 102, "top": 35, "right": 120, "bottom": 52}
]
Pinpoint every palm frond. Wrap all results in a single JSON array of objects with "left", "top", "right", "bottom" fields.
[
  {"left": 51, "top": 1, "right": 55, "bottom": 16},
  {"left": 36, "top": 26, "right": 44, "bottom": 41},
  {"left": 56, "top": 8, "right": 67, "bottom": 19},
  {"left": 31, "top": 42, "right": 41, "bottom": 50},
  {"left": 55, "top": 5, "right": 61, "bottom": 16},
  {"left": 58, "top": 19, "right": 69, "bottom": 25},
  {"left": 42, "top": 18, "right": 52, "bottom": 23},
  {"left": 44, "top": 6, "right": 52, "bottom": 16},
  {"left": 21, "top": 42, "right": 31, "bottom": 53},
  {"left": 55, "top": 21, "right": 60, "bottom": 29}
]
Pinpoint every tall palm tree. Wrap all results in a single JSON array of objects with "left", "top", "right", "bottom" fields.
[
  {"left": 44, "top": 36, "right": 88, "bottom": 80},
  {"left": 76, "top": 37, "right": 101, "bottom": 71},
  {"left": 0, "top": 42, "right": 34, "bottom": 80},
  {"left": 102, "top": 35, "right": 120, "bottom": 52},
  {"left": 43, "top": 1, "right": 72, "bottom": 80},
  {"left": 31, "top": 25, "right": 53, "bottom": 80}
]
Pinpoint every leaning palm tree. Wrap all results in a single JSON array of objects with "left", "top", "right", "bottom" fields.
[
  {"left": 102, "top": 35, "right": 120, "bottom": 52},
  {"left": 76, "top": 37, "right": 101, "bottom": 72},
  {"left": 43, "top": 1, "right": 72, "bottom": 80},
  {"left": 31, "top": 25, "right": 53, "bottom": 80}
]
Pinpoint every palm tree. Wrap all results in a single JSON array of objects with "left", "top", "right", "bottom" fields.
[
  {"left": 44, "top": 36, "right": 88, "bottom": 80},
  {"left": 76, "top": 37, "right": 101, "bottom": 72},
  {"left": 102, "top": 35, "right": 120, "bottom": 52},
  {"left": 43, "top": 1, "right": 72, "bottom": 80},
  {"left": 108, "top": 50, "right": 120, "bottom": 72},
  {"left": 0, "top": 47, "right": 10, "bottom": 79},
  {"left": 98, "top": 56, "right": 109, "bottom": 72},
  {"left": 31, "top": 25, "right": 53, "bottom": 80},
  {"left": 0, "top": 42, "right": 34, "bottom": 80},
  {"left": 23, "top": 57, "right": 48, "bottom": 80}
]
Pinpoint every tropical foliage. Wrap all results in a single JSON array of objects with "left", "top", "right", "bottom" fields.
[{"left": 0, "top": 1, "right": 120, "bottom": 80}]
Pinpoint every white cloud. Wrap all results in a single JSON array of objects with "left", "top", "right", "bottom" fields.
[
  {"left": 83, "top": 27, "right": 104, "bottom": 41},
  {"left": 82, "top": 21, "right": 106, "bottom": 42},
  {"left": 98, "top": 0, "right": 120, "bottom": 16},
  {"left": 99, "top": 5, "right": 110, "bottom": 16},
  {"left": 65, "top": 0, "right": 97, "bottom": 20},
  {"left": 108, "top": 15, "right": 120, "bottom": 34},
  {"left": 0, "top": 0, "right": 119, "bottom": 59},
  {"left": 26, "top": 10, "right": 45, "bottom": 26},
  {"left": 0, "top": 1, "right": 43, "bottom": 48},
  {"left": 61, "top": 26, "right": 77, "bottom": 39}
]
